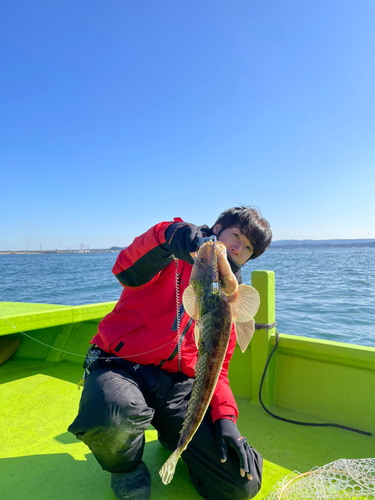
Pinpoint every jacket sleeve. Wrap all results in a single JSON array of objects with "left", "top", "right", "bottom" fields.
[
  {"left": 112, "top": 218, "right": 202, "bottom": 288},
  {"left": 209, "top": 325, "right": 239, "bottom": 423}
]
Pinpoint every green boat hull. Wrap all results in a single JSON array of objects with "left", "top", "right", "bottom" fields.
[{"left": 1, "top": 271, "right": 374, "bottom": 499}]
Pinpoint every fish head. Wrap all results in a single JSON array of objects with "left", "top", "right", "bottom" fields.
[
  {"left": 189, "top": 241, "right": 217, "bottom": 293},
  {"left": 184, "top": 240, "right": 259, "bottom": 353},
  {"left": 189, "top": 241, "right": 229, "bottom": 295}
]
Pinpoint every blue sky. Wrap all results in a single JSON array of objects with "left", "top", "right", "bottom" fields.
[{"left": 1, "top": 0, "right": 374, "bottom": 250}]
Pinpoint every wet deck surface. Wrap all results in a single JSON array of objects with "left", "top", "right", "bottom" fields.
[{"left": 1, "top": 359, "right": 374, "bottom": 500}]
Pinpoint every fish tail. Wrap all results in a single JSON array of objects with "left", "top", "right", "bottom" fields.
[{"left": 159, "top": 449, "right": 181, "bottom": 485}]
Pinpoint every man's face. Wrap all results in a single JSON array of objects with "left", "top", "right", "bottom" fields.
[{"left": 213, "top": 224, "right": 254, "bottom": 266}]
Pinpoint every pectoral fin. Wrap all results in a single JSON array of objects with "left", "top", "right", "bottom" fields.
[
  {"left": 235, "top": 319, "right": 255, "bottom": 352},
  {"left": 182, "top": 285, "right": 200, "bottom": 319},
  {"left": 229, "top": 284, "right": 260, "bottom": 322}
]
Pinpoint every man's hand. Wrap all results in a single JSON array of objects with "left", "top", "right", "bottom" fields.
[
  {"left": 165, "top": 223, "right": 202, "bottom": 264},
  {"left": 215, "top": 418, "right": 254, "bottom": 481}
]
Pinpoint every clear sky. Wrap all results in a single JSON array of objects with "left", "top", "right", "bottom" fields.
[{"left": 1, "top": 0, "right": 374, "bottom": 250}]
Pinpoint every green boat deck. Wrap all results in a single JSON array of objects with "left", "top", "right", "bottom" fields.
[{"left": 1, "top": 271, "right": 374, "bottom": 499}]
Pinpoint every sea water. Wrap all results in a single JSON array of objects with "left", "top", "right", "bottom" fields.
[{"left": 0, "top": 247, "right": 374, "bottom": 348}]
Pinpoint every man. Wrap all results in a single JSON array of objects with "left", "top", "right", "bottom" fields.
[{"left": 68, "top": 206, "right": 272, "bottom": 500}]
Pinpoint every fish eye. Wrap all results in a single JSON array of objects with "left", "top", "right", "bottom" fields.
[{"left": 199, "top": 257, "right": 204, "bottom": 263}]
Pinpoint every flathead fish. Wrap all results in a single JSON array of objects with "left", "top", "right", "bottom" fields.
[{"left": 159, "top": 239, "right": 260, "bottom": 485}]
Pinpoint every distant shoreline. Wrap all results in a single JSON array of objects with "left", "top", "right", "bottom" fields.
[
  {"left": 1, "top": 239, "right": 375, "bottom": 254},
  {"left": 0, "top": 248, "right": 124, "bottom": 255},
  {"left": 270, "top": 238, "right": 375, "bottom": 250}
]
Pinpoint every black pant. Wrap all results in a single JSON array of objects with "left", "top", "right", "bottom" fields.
[{"left": 68, "top": 366, "right": 262, "bottom": 500}]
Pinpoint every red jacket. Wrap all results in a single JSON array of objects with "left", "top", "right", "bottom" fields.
[{"left": 91, "top": 218, "right": 238, "bottom": 422}]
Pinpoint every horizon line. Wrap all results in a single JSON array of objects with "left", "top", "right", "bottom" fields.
[{"left": 2, "top": 237, "right": 375, "bottom": 253}]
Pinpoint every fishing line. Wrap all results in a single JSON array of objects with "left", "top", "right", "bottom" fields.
[{"left": 0, "top": 314, "right": 177, "bottom": 360}]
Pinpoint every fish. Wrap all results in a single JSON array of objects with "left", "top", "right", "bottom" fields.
[{"left": 159, "top": 239, "right": 260, "bottom": 485}]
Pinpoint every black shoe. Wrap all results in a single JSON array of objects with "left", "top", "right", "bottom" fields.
[
  {"left": 111, "top": 461, "right": 151, "bottom": 500},
  {"left": 157, "top": 432, "right": 174, "bottom": 451}
]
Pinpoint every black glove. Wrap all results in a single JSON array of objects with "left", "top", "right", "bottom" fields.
[
  {"left": 215, "top": 418, "right": 254, "bottom": 480},
  {"left": 165, "top": 222, "right": 202, "bottom": 264}
]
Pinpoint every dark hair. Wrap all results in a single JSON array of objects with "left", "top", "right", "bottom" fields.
[{"left": 212, "top": 206, "right": 272, "bottom": 260}]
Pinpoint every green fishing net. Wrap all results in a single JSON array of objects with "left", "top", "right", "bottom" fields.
[{"left": 264, "top": 458, "right": 375, "bottom": 500}]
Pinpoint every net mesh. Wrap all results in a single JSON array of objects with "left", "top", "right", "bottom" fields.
[{"left": 264, "top": 458, "right": 375, "bottom": 500}]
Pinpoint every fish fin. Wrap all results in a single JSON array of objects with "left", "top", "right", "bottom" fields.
[
  {"left": 235, "top": 319, "right": 255, "bottom": 352},
  {"left": 194, "top": 323, "right": 200, "bottom": 348},
  {"left": 198, "top": 313, "right": 214, "bottom": 344},
  {"left": 193, "top": 312, "right": 212, "bottom": 348},
  {"left": 229, "top": 284, "right": 260, "bottom": 322},
  {"left": 194, "top": 351, "right": 208, "bottom": 375},
  {"left": 159, "top": 449, "right": 181, "bottom": 485},
  {"left": 182, "top": 285, "right": 200, "bottom": 319}
]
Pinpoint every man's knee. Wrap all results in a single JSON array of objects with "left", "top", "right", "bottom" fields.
[
  {"left": 231, "top": 453, "right": 263, "bottom": 500},
  {"left": 69, "top": 368, "right": 153, "bottom": 431},
  {"left": 78, "top": 425, "right": 146, "bottom": 473},
  {"left": 68, "top": 368, "right": 154, "bottom": 472},
  {"left": 190, "top": 469, "right": 262, "bottom": 500},
  {"left": 186, "top": 440, "right": 263, "bottom": 500},
  {"left": 231, "top": 476, "right": 262, "bottom": 500}
]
